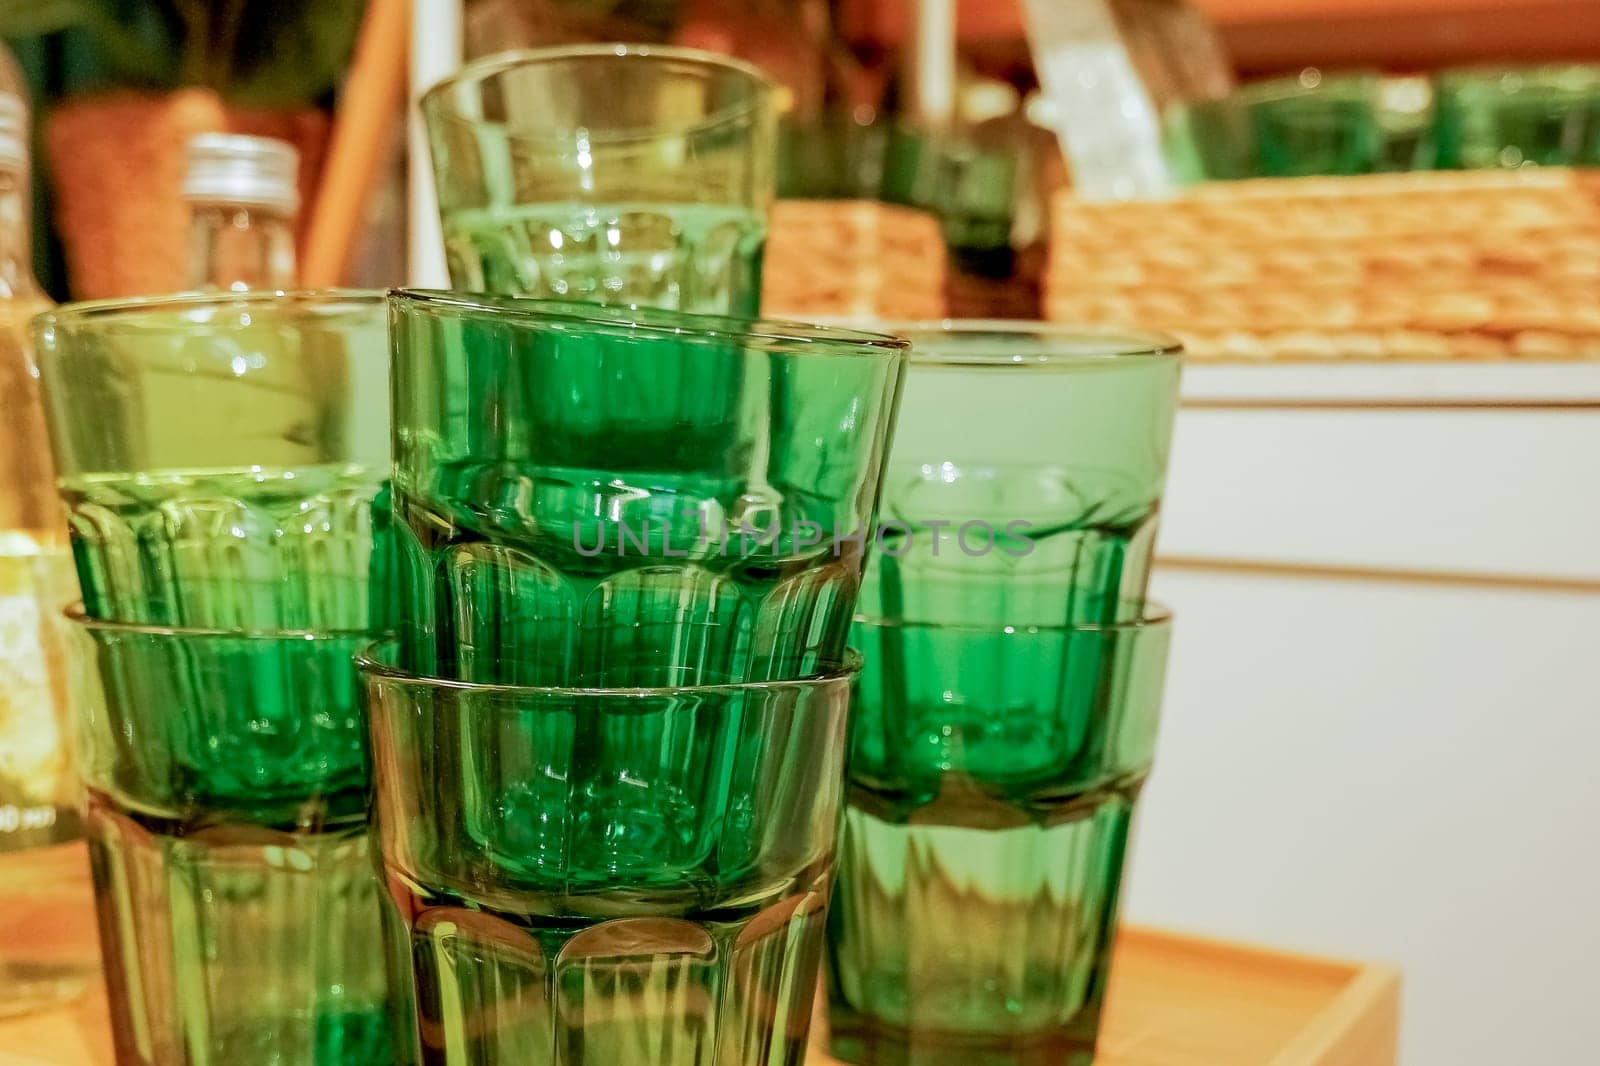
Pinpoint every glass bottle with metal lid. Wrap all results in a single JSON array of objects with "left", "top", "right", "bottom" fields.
[{"left": 183, "top": 132, "right": 300, "bottom": 291}]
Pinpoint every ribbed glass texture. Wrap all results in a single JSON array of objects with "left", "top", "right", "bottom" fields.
[
  {"left": 70, "top": 618, "right": 396, "bottom": 1065},
  {"left": 826, "top": 613, "right": 1172, "bottom": 1066},
  {"left": 362, "top": 646, "right": 857, "bottom": 1065}
]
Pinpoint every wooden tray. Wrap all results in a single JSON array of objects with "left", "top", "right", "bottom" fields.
[
  {"left": 0, "top": 928, "right": 1398, "bottom": 1066},
  {"left": 810, "top": 928, "right": 1399, "bottom": 1066}
]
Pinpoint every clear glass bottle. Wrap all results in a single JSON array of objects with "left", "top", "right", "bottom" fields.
[
  {"left": 182, "top": 133, "right": 299, "bottom": 290},
  {"left": 0, "top": 85, "right": 99, "bottom": 1016}
]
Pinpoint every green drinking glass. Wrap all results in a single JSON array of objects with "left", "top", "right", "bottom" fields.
[
  {"left": 33, "top": 292, "right": 390, "bottom": 631},
  {"left": 359, "top": 643, "right": 858, "bottom": 1065},
  {"left": 387, "top": 290, "right": 907, "bottom": 686},
  {"left": 826, "top": 609, "right": 1173, "bottom": 1066},
  {"left": 1428, "top": 65, "right": 1600, "bottom": 169},
  {"left": 68, "top": 612, "right": 399, "bottom": 1065},
  {"left": 1166, "top": 71, "right": 1383, "bottom": 181},
  {"left": 777, "top": 114, "right": 890, "bottom": 200},
  {"left": 421, "top": 44, "right": 777, "bottom": 315},
  {"left": 857, "top": 323, "right": 1180, "bottom": 629}
]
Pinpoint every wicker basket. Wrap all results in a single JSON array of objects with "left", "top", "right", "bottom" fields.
[
  {"left": 762, "top": 200, "right": 946, "bottom": 322},
  {"left": 1044, "top": 169, "right": 1600, "bottom": 361}
]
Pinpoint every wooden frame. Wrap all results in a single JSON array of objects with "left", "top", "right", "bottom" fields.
[{"left": 835, "top": 0, "right": 1600, "bottom": 70}]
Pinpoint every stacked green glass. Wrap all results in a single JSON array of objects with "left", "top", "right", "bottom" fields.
[
  {"left": 377, "top": 45, "right": 913, "bottom": 1063},
  {"left": 857, "top": 324, "right": 1181, "bottom": 629},
  {"left": 1168, "top": 64, "right": 1600, "bottom": 181},
  {"left": 421, "top": 44, "right": 776, "bottom": 315},
  {"left": 372, "top": 288, "right": 906, "bottom": 1064},
  {"left": 774, "top": 115, "right": 1018, "bottom": 276},
  {"left": 825, "top": 324, "right": 1182, "bottom": 1065},
  {"left": 361, "top": 640, "right": 858, "bottom": 1064},
  {"left": 1165, "top": 70, "right": 1384, "bottom": 181},
  {"left": 71, "top": 616, "right": 392, "bottom": 1064},
  {"left": 36, "top": 293, "right": 390, "bottom": 631},
  {"left": 387, "top": 291, "right": 906, "bottom": 687},
  {"left": 1427, "top": 65, "right": 1600, "bottom": 169},
  {"left": 34, "top": 292, "right": 400, "bottom": 1064},
  {"left": 832, "top": 612, "right": 1172, "bottom": 1065},
  {"left": 777, "top": 115, "right": 890, "bottom": 201},
  {"left": 416, "top": 50, "right": 781, "bottom": 628}
]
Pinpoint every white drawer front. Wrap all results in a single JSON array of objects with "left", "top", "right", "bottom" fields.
[{"left": 1160, "top": 406, "right": 1600, "bottom": 582}]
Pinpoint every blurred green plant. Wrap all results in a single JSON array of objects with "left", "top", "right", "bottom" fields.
[{"left": 0, "top": 0, "right": 366, "bottom": 106}]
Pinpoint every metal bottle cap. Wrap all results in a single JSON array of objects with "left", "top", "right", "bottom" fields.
[
  {"left": 182, "top": 133, "right": 299, "bottom": 215},
  {"left": 0, "top": 93, "right": 26, "bottom": 171}
]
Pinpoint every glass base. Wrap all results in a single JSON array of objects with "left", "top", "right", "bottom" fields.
[
  {"left": 85, "top": 794, "right": 394, "bottom": 1065},
  {"left": 826, "top": 1012, "right": 1096, "bottom": 1066}
]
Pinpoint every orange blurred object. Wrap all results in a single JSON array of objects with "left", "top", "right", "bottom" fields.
[
  {"left": 834, "top": 0, "right": 1600, "bottom": 71},
  {"left": 302, "top": 0, "right": 409, "bottom": 288},
  {"left": 675, "top": 0, "right": 830, "bottom": 116},
  {"left": 45, "top": 90, "right": 328, "bottom": 299}
]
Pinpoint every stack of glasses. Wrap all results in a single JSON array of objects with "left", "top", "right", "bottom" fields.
[
  {"left": 371, "top": 292, "right": 905, "bottom": 1063},
  {"left": 392, "top": 47, "right": 905, "bottom": 1062},
  {"left": 32, "top": 43, "right": 1182, "bottom": 1066},
  {"left": 36, "top": 293, "right": 400, "bottom": 1062},
  {"left": 823, "top": 324, "right": 1181, "bottom": 1065},
  {"left": 1166, "top": 64, "right": 1600, "bottom": 182}
]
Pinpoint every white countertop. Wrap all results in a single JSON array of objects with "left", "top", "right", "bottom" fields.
[{"left": 1181, "top": 361, "right": 1600, "bottom": 407}]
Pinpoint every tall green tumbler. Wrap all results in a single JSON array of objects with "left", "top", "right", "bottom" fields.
[
  {"left": 33, "top": 292, "right": 390, "bottom": 630},
  {"left": 419, "top": 46, "right": 781, "bottom": 554},
  {"left": 360, "top": 643, "right": 858, "bottom": 1065},
  {"left": 827, "top": 610, "right": 1173, "bottom": 1066},
  {"left": 421, "top": 43, "right": 777, "bottom": 314},
  {"left": 387, "top": 291, "right": 906, "bottom": 686},
  {"left": 857, "top": 324, "right": 1180, "bottom": 629},
  {"left": 69, "top": 613, "right": 397, "bottom": 1065}
]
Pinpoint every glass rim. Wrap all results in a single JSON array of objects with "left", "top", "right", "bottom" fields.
[
  {"left": 391, "top": 289, "right": 910, "bottom": 357},
  {"left": 853, "top": 605, "right": 1173, "bottom": 636},
  {"left": 65, "top": 604, "right": 375, "bottom": 644},
  {"left": 355, "top": 644, "right": 863, "bottom": 700},
  {"left": 1435, "top": 62, "right": 1600, "bottom": 88},
  {"left": 421, "top": 43, "right": 777, "bottom": 144},
  {"left": 34, "top": 288, "right": 387, "bottom": 332},
  {"left": 1232, "top": 68, "right": 1381, "bottom": 103},
  {"left": 877, "top": 319, "right": 1182, "bottom": 367}
]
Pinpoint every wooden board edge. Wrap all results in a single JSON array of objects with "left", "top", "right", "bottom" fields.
[
  {"left": 1117, "top": 925, "right": 1364, "bottom": 984},
  {"left": 764, "top": 927, "right": 1405, "bottom": 1066},
  {"left": 1268, "top": 964, "right": 1403, "bottom": 1066}
]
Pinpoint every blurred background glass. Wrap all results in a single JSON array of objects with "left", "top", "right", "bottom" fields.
[
  {"left": 1165, "top": 69, "right": 1384, "bottom": 181},
  {"left": 1427, "top": 64, "right": 1600, "bottom": 169}
]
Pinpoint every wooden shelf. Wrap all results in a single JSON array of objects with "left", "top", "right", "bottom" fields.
[
  {"left": 1200, "top": 0, "right": 1570, "bottom": 20},
  {"left": 4, "top": 927, "right": 1398, "bottom": 1066},
  {"left": 837, "top": 0, "right": 1600, "bottom": 71},
  {"left": 1204, "top": 0, "right": 1600, "bottom": 73}
]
